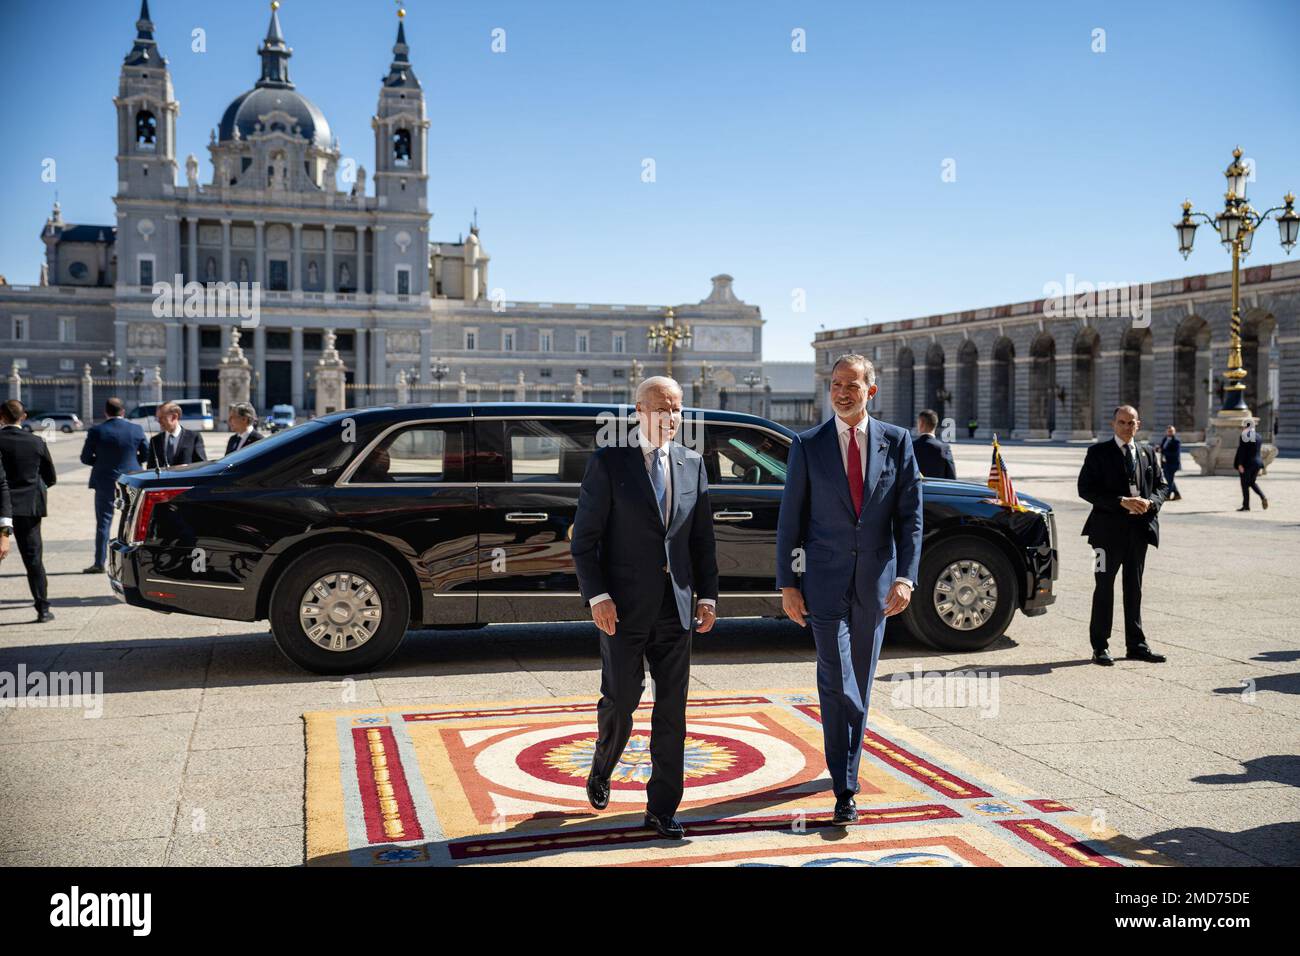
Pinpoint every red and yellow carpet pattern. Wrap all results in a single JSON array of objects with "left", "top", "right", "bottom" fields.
[{"left": 304, "top": 692, "right": 1173, "bottom": 867}]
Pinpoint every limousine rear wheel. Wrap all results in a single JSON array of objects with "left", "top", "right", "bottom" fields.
[
  {"left": 904, "top": 535, "right": 1016, "bottom": 652},
  {"left": 269, "top": 547, "right": 410, "bottom": 674}
]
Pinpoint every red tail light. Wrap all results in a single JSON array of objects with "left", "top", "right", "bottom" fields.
[{"left": 130, "top": 487, "right": 192, "bottom": 544}]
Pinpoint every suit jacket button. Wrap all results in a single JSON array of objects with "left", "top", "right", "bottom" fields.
[{"left": 662, "top": 564, "right": 668, "bottom": 573}]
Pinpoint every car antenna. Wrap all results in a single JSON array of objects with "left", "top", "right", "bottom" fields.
[{"left": 144, "top": 402, "right": 161, "bottom": 477}]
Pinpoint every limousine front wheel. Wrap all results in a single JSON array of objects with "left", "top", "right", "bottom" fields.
[
  {"left": 269, "top": 547, "right": 411, "bottom": 674},
  {"left": 904, "top": 535, "right": 1017, "bottom": 652}
]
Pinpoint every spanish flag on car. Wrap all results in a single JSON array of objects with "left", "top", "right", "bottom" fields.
[{"left": 987, "top": 435, "right": 1028, "bottom": 511}]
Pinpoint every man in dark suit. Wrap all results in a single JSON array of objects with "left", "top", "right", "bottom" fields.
[
  {"left": 224, "top": 402, "right": 265, "bottom": 456},
  {"left": 913, "top": 407, "right": 956, "bottom": 479},
  {"left": 0, "top": 424, "right": 16, "bottom": 579},
  {"left": 1157, "top": 425, "right": 1182, "bottom": 501},
  {"left": 777, "top": 354, "right": 923, "bottom": 823},
  {"left": 0, "top": 400, "right": 57, "bottom": 622},
  {"left": 570, "top": 375, "right": 719, "bottom": 840},
  {"left": 1078, "top": 405, "right": 1169, "bottom": 665},
  {"left": 146, "top": 401, "right": 208, "bottom": 469},
  {"left": 1234, "top": 420, "right": 1267, "bottom": 511},
  {"left": 80, "top": 397, "right": 149, "bottom": 573}
]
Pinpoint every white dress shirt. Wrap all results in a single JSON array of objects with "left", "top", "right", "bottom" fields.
[
  {"left": 833, "top": 412, "right": 913, "bottom": 590},
  {"left": 232, "top": 427, "right": 254, "bottom": 452},
  {"left": 1113, "top": 434, "right": 1140, "bottom": 497},
  {"left": 588, "top": 435, "right": 716, "bottom": 612}
]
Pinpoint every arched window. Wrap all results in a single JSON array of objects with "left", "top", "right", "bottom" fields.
[
  {"left": 136, "top": 110, "right": 157, "bottom": 148},
  {"left": 393, "top": 129, "right": 412, "bottom": 167}
]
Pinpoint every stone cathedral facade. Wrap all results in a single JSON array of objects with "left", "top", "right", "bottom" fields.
[{"left": 0, "top": 2, "right": 771, "bottom": 417}]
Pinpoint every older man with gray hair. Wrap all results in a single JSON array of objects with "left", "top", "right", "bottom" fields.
[
  {"left": 225, "top": 402, "right": 265, "bottom": 456},
  {"left": 570, "top": 374, "right": 719, "bottom": 839}
]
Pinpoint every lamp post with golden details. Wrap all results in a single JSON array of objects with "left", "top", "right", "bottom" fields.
[
  {"left": 646, "top": 307, "right": 692, "bottom": 379},
  {"left": 1176, "top": 147, "right": 1297, "bottom": 474}
]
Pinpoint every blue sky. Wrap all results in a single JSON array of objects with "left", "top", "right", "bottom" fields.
[{"left": 1, "top": 0, "right": 1297, "bottom": 359}]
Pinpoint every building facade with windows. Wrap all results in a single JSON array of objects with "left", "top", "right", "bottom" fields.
[{"left": 0, "top": 3, "right": 782, "bottom": 422}]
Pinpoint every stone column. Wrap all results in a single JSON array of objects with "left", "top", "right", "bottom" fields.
[
  {"left": 81, "top": 364, "right": 94, "bottom": 422},
  {"left": 356, "top": 226, "right": 367, "bottom": 295},
  {"left": 514, "top": 370, "right": 527, "bottom": 401},
  {"left": 291, "top": 222, "right": 303, "bottom": 295},
  {"left": 355, "top": 328, "right": 368, "bottom": 387},
  {"left": 372, "top": 225, "right": 386, "bottom": 298},
  {"left": 456, "top": 369, "right": 468, "bottom": 403},
  {"left": 165, "top": 322, "right": 182, "bottom": 385},
  {"left": 253, "top": 324, "right": 267, "bottom": 411},
  {"left": 324, "top": 224, "right": 335, "bottom": 298},
  {"left": 220, "top": 218, "right": 232, "bottom": 281},
  {"left": 975, "top": 358, "right": 995, "bottom": 441},
  {"left": 186, "top": 322, "right": 200, "bottom": 398},
  {"left": 148, "top": 365, "right": 164, "bottom": 404},
  {"left": 253, "top": 220, "right": 265, "bottom": 285},
  {"left": 291, "top": 326, "right": 304, "bottom": 410},
  {"left": 1013, "top": 353, "right": 1037, "bottom": 440},
  {"left": 371, "top": 327, "right": 387, "bottom": 398},
  {"left": 395, "top": 368, "right": 409, "bottom": 404},
  {"left": 1277, "top": 328, "right": 1300, "bottom": 453},
  {"left": 7, "top": 363, "right": 20, "bottom": 402},
  {"left": 187, "top": 216, "right": 198, "bottom": 283}
]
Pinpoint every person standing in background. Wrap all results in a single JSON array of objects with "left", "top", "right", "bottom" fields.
[
  {"left": 913, "top": 408, "right": 957, "bottom": 479},
  {"left": 1234, "top": 419, "right": 1268, "bottom": 511},
  {"left": 1157, "top": 425, "right": 1182, "bottom": 502},
  {"left": 0, "top": 400, "right": 57, "bottom": 622},
  {"left": 80, "top": 397, "right": 148, "bottom": 574}
]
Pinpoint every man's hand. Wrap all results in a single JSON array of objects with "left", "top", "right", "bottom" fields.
[
  {"left": 1120, "top": 496, "right": 1149, "bottom": 515},
  {"left": 695, "top": 601, "right": 716, "bottom": 633},
  {"left": 883, "top": 581, "right": 912, "bottom": 617},
  {"left": 0, "top": 532, "right": 9, "bottom": 563},
  {"left": 781, "top": 586, "right": 807, "bottom": 628},
  {"left": 1237, "top": 464, "right": 1245, "bottom": 474},
  {"left": 591, "top": 598, "right": 618, "bottom": 636}
]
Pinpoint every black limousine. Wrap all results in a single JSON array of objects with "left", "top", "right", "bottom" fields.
[{"left": 108, "top": 404, "right": 1058, "bottom": 673}]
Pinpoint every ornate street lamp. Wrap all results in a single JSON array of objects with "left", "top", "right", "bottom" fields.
[
  {"left": 1173, "top": 147, "right": 1295, "bottom": 414},
  {"left": 743, "top": 370, "right": 762, "bottom": 414},
  {"left": 431, "top": 357, "right": 449, "bottom": 403},
  {"left": 646, "top": 307, "right": 692, "bottom": 378}
]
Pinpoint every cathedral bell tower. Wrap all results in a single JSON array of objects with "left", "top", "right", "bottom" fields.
[
  {"left": 114, "top": 0, "right": 178, "bottom": 199},
  {"left": 372, "top": 8, "right": 429, "bottom": 213}
]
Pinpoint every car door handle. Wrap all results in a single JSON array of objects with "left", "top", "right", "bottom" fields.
[
  {"left": 505, "top": 512, "right": 549, "bottom": 523},
  {"left": 713, "top": 510, "right": 753, "bottom": 522}
]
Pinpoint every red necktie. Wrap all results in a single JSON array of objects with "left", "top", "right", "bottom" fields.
[{"left": 847, "top": 427, "right": 864, "bottom": 516}]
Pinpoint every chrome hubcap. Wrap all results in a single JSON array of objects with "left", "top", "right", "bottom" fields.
[
  {"left": 299, "top": 572, "right": 383, "bottom": 652},
  {"left": 933, "top": 560, "right": 998, "bottom": 631}
]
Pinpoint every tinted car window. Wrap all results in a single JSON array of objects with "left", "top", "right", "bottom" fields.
[
  {"left": 704, "top": 423, "right": 789, "bottom": 485},
  {"left": 350, "top": 422, "right": 470, "bottom": 483},
  {"left": 505, "top": 418, "right": 600, "bottom": 482}
]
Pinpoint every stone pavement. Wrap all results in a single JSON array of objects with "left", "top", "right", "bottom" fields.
[{"left": 0, "top": 430, "right": 1296, "bottom": 865}]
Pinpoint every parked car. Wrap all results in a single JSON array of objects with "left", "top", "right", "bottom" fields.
[
  {"left": 107, "top": 404, "right": 1058, "bottom": 673},
  {"left": 21, "top": 412, "right": 85, "bottom": 433},
  {"left": 266, "top": 404, "right": 296, "bottom": 433},
  {"left": 126, "top": 399, "right": 215, "bottom": 431}
]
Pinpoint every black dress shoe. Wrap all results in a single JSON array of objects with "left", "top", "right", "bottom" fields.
[
  {"left": 83, "top": 564, "right": 105, "bottom": 574},
  {"left": 1237, "top": 506, "right": 1250, "bottom": 512},
  {"left": 1092, "top": 650, "right": 1114, "bottom": 666},
  {"left": 643, "top": 811, "right": 685, "bottom": 839},
  {"left": 1262, "top": 497, "right": 1269, "bottom": 510},
  {"left": 35, "top": 610, "right": 54, "bottom": 623},
  {"left": 832, "top": 792, "right": 858, "bottom": 824},
  {"left": 1125, "top": 646, "right": 1166, "bottom": 663},
  {"left": 585, "top": 773, "right": 609, "bottom": 811}
]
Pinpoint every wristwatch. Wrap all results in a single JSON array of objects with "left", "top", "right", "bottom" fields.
[{"left": 0, "top": 527, "right": 11, "bottom": 537}]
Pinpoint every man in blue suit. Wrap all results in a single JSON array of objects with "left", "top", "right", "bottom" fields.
[
  {"left": 79, "top": 397, "right": 148, "bottom": 573},
  {"left": 777, "top": 353, "right": 923, "bottom": 824},
  {"left": 571, "top": 375, "right": 719, "bottom": 840},
  {"left": 1157, "top": 425, "right": 1182, "bottom": 501}
]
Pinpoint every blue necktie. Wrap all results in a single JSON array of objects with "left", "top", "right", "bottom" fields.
[{"left": 650, "top": 448, "right": 668, "bottom": 525}]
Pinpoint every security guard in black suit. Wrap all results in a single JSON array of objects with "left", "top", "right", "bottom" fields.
[
  {"left": 1077, "top": 405, "right": 1168, "bottom": 665},
  {"left": 0, "top": 400, "right": 57, "bottom": 622},
  {"left": 913, "top": 408, "right": 956, "bottom": 479},
  {"left": 224, "top": 402, "right": 265, "bottom": 456},
  {"left": 1233, "top": 420, "right": 1268, "bottom": 511}
]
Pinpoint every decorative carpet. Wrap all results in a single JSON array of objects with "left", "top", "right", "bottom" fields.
[{"left": 303, "top": 691, "right": 1174, "bottom": 867}]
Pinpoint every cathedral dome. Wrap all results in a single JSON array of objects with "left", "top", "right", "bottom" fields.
[
  {"left": 218, "top": 86, "right": 331, "bottom": 148},
  {"left": 216, "top": 2, "right": 332, "bottom": 149}
]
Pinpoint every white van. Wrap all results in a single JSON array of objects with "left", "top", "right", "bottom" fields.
[{"left": 125, "top": 398, "right": 216, "bottom": 431}]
